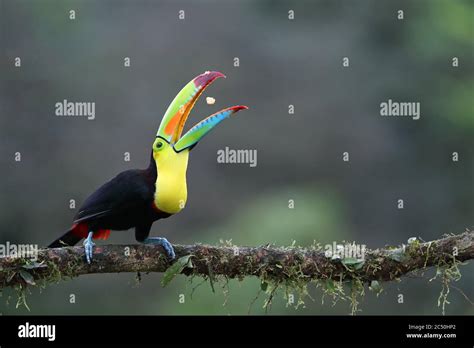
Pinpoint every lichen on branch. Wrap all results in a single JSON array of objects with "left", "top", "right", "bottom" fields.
[{"left": 0, "top": 230, "right": 472, "bottom": 313}]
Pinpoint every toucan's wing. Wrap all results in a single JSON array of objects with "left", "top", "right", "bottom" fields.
[
  {"left": 73, "top": 169, "right": 153, "bottom": 223},
  {"left": 73, "top": 209, "right": 110, "bottom": 223}
]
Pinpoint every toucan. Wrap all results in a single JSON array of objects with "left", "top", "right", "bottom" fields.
[{"left": 48, "top": 71, "right": 248, "bottom": 263}]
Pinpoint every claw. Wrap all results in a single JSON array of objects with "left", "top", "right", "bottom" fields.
[
  {"left": 143, "top": 237, "right": 176, "bottom": 259},
  {"left": 83, "top": 232, "right": 95, "bottom": 264}
]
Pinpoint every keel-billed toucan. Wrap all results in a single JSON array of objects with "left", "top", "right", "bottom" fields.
[{"left": 49, "top": 71, "right": 248, "bottom": 263}]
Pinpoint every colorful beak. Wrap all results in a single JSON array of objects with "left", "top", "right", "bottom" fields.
[
  {"left": 174, "top": 105, "right": 248, "bottom": 152},
  {"left": 156, "top": 71, "right": 248, "bottom": 152}
]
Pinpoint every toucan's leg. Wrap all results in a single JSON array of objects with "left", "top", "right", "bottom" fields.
[
  {"left": 83, "top": 231, "right": 95, "bottom": 264},
  {"left": 143, "top": 237, "right": 175, "bottom": 259},
  {"left": 135, "top": 224, "right": 175, "bottom": 259}
]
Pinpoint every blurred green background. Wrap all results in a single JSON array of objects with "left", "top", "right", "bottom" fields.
[{"left": 0, "top": 0, "right": 473, "bottom": 315}]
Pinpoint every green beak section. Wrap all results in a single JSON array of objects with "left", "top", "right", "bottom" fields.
[{"left": 156, "top": 71, "right": 225, "bottom": 144}]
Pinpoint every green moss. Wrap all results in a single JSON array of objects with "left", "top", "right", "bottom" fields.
[
  {"left": 3, "top": 239, "right": 469, "bottom": 315},
  {"left": 3, "top": 255, "right": 83, "bottom": 310},
  {"left": 429, "top": 254, "right": 463, "bottom": 315},
  {"left": 14, "top": 284, "right": 30, "bottom": 311}
]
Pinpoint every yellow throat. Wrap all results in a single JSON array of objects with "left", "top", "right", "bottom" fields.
[{"left": 152, "top": 142, "right": 189, "bottom": 214}]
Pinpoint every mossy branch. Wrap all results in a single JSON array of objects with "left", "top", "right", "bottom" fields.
[{"left": 0, "top": 230, "right": 472, "bottom": 290}]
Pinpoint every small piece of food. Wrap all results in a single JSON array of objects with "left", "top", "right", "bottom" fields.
[{"left": 206, "top": 97, "right": 216, "bottom": 105}]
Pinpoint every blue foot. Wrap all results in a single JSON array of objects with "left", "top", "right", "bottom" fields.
[
  {"left": 83, "top": 232, "right": 95, "bottom": 264},
  {"left": 143, "top": 237, "right": 175, "bottom": 259}
]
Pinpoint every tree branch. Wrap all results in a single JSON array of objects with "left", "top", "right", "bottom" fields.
[{"left": 0, "top": 230, "right": 472, "bottom": 289}]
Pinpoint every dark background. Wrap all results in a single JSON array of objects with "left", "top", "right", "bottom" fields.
[{"left": 0, "top": 0, "right": 473, "bottom": 315}]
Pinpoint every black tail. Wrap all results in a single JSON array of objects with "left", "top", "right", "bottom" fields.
[{"left": 48, "top": 229, "right": 83, "bottom": 248}]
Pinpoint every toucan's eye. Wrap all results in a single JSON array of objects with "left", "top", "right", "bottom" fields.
[{"left": 155, "top": 141, "right": 164, "bottom": 150}]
